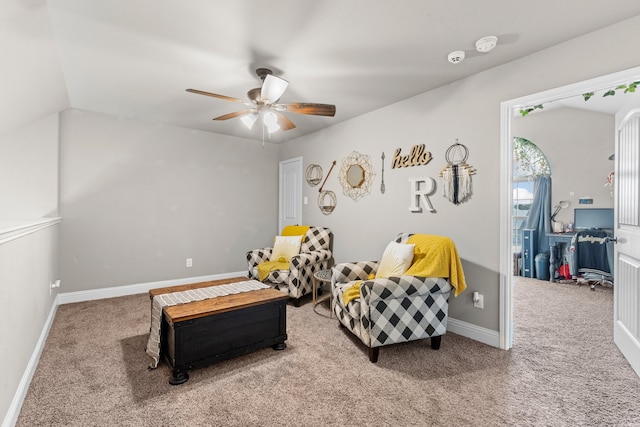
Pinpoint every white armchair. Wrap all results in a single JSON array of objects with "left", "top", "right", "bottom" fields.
[
  {"left": 331, "top": 233, "right": 465, "bottom": 362},
  {"left": 247, "top": 226, "right": 333, "bottom": 306}
]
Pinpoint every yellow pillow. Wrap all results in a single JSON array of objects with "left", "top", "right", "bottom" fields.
[
  {"left": 269, "top": 235, "right": 303, "bottom": 263},
  {"left": 375, "top": 241, "right": 415, "bottom": 279}
]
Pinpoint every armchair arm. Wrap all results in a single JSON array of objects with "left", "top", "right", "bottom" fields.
[
  {"left": 246, "top": 247, "right": 273, "bottom": 268},
  {"left": 331, "top": 261, "right": 379, "bottom": 283},
  {"left": 291, "top": 249, "right": 332, "bottom": 269},
  {"left": 362, "top": 276, "right": 453, "bottom": 301}
]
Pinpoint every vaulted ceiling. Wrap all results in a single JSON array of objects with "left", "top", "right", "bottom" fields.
[{"left": 4, "top": 1, "right": 640, "bottom": 141}]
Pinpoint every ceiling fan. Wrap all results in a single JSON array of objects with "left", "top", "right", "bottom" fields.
[{"left": 186, "top": 68, "right": 336, "bottom": 133}]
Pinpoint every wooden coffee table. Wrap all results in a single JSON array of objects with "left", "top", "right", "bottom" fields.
[{"left": 149, "top": 277, "right": 288, "bottom": 384}]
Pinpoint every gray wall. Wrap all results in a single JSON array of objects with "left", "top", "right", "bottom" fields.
[
  {"left": 279, "top": 14, "right": 640, "bottom": 331},
  {"left": 0, "top": 116, "right": 60, "bottom": 424},
  {"left": 58, "top": 110, "right": 280, "bottom": 292},
  {"left": 0, "top": 114, "right": 60, "bottom": 220},
  {"left": 513, "top": 107, "right": 615, "bottom": 226}
]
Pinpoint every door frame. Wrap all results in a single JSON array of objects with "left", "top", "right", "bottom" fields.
[{"left": 499, "top": 66, "right": 640, "bottom": 350}]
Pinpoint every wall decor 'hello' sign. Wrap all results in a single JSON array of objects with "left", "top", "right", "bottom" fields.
[{"left": 392, "top": 144, "right": 433, "bottom": 168}]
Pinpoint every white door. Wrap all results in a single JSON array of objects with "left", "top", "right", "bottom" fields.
[
  {"left": 279, "top": 157, "right": 303, "bottom": 232},
  {"left": 614, "top": 107, "right": 640, "bottom": 378}
]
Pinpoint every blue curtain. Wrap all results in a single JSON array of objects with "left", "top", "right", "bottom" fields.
[{"left": 522, "top": 176, "right": 551, "bottom": 255}]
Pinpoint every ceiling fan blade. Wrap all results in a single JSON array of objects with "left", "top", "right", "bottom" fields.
[
  {"left": 186, "top": 88, "right": 246, "bottom": 103},
  {"left": 275, "top": 112, "right": 296, "bottom": 131},
  {"left": 280, "top": 103, "right": 336, "bottom": 117},
  {"left": 213, "top": 110, "right": 254, "bottom": 121},
  {"left": 261, "top": 74, "right": 289, "bottom": 104}
]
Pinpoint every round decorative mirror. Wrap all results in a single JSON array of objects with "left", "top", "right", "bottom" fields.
[
  {"left": 338, "top": 151, "right": 375, "bottom": 201},
  {"left": 346, "top": 165, "right": 365, "bottom": 188}
]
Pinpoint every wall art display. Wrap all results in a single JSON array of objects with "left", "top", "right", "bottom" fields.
[
  {"left": 380, "top": 152, "right": 386, "bottom": 194},
  {"left": 339, "top": 151, "right": 376, "bottom": 202},
  {"left": 408, "top": 177, "right": 437, "bottom": 213},
  {"left": 319, "top": 160, "right": 336, "bottom": 192},
  {"left": 305, "top": 164, "right": 323, "bottom": 186},
  {"left": 439, "top": 140, "right": 475, "bottom": 205},
  {"left": 318, "top": 190, "right": 337, "bottom": 215},
  {"left": 392, "top": 144, "right": 433, "bottom": 168}
]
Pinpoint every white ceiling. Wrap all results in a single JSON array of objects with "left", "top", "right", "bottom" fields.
[{"left": 44, "top": 0, "right": 640, "bottom": 142}]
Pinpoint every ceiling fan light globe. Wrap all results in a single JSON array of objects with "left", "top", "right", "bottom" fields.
[
  {"left": 261, "top": 74, "right": 289, "bottom": 104},
  {"left": 263, "top": 111, "right": 280, "bottom": 133},
  {"left": 241, "top": 113, "right": 258, "bottom": 129},
  {"left": 266, "top": 122, "right": 280, "bottom": 133}
]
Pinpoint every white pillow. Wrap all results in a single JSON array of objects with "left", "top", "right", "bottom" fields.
[
  {"left": 270, "top": 235, "right": 303, "bottom": 263},
  {"left": 375, "top": 241, "right": 415, "bottom": 279}
]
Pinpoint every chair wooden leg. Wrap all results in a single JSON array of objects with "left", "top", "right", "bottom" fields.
[
  {"left": 369, "top": 347, "right": 379, "bottom": 363},
  {"left": 431, "top": 335, "right": 442, "bottom": 350}
]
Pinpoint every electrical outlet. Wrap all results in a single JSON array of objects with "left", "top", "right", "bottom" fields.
[
  {"left": 49, "top": 280, "right": 61, "bottom": 295},
  {"left": 473, "top": 293, "right": 484, "bottom": 309},
  {"left": 186, "top": 258, "right": 193, "bottom": 267}
]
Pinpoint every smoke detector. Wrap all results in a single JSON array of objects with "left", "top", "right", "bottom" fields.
[
  {"left": 448, "top": 50, "right": 465, "bottom": 64},
  {"left": 475, "top": 36, "right": 498, "bottom": 53}
]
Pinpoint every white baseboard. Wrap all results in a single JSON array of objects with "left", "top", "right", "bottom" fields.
[
  {"left": 56, "top": 271, "right": 248, "bottom": 305},
  {"left": 2, "top": 271, "right": 247, "bottom": 427},
  {"left": 2, "top": 300, "right": 58, "bottom": 427},
  {"left": 448, "top": 317, "right": 500, "bottom": 348}
]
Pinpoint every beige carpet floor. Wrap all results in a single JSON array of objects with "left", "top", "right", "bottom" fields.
[{"left": 16, "top": 277, "right": 640, "bottom": 426}]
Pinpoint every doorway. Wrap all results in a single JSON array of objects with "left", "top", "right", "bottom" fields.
[
  {"left": 279, "top": 157, "right": 303, "bottom": 233},
  {"left": 500, "top": 66, "right": 640, "bottom": 350}
]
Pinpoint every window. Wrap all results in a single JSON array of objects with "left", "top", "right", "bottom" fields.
[
  {"left": 512, "top": 137, "right": 550, "bottom": 250},
  {"left": 512, "top": 179, "right": 534, "bottom": 249}
]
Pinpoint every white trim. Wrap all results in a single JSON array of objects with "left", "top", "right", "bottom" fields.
[
  {"left": 500, "top": 101, "right": 513, "bottom": 350},
  {"left": 2, "top": 271, "right": 250, "bottom": 427},
  {"left": 499, "top": 66, "right": 640, "bottom": 352},
  {"left": 448, "top": 318, "right": 500, "bottom": 348},
  {"left": 56, "top": 271, "right": 248, "bottom": 305},
  {"left": 0, "top": 217, "right": 61, "bottom": 246},
  {"left": 2, "top": 301, "right": 58, "bottom": 427}
]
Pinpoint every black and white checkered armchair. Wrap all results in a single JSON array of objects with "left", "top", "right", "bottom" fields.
[
  {"left": 331, "top": 233, "right": 454, "bottom": 363},
  {"left": 247, "top": 226, "right": 333, "bottom": 306}
]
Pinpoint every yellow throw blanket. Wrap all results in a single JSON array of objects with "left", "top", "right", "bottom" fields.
[
  {"left": 281, "top": 225, "right": 310, "bottom": 241},
  {"left": 341, "top": 235, "right": 467, "bottom": 305},
  {"left": 341, "top": 273, "right": 376, "bottom": 306},
  {"left": 257, "top": 260, "right": 289, "bottom": 281},
  {"left": 342, "top": 281, "right": 362, "bottom": 306},
  {"left": 405, "top": 234, "right": 467, "bottom": 296}
]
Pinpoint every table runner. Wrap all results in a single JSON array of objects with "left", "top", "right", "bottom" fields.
[{"left": 146, "top": 279, "right": 270, "bottom": 368}]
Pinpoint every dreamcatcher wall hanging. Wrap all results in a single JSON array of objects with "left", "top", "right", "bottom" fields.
[{"left": 439, "top": 140, "right": 475, "bottom": 205}]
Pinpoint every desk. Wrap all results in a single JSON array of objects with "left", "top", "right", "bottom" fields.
[
  {"left": 546, "top": 232, "right": 575, "bottom": 247},
  {"left": 546, "top": 232, "right": 576, "bottom": 281}
]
